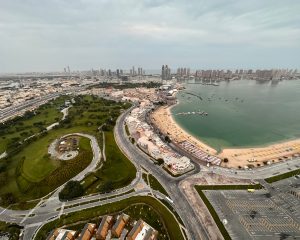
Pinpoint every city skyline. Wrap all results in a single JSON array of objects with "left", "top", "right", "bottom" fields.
[{"left": 0, "top": 0, "right": 300, "bottom": 73}]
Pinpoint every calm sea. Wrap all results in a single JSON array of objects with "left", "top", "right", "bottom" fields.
[{"left": 171, "top": 79, "right": 300, "bottom": 151}]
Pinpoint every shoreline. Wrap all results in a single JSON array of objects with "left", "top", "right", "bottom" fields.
[
  {"left": 151, "top": 105, "right": 217, "bottom": 155},
  {"left": 151, "top": 103, "right": 300, "bottom": 169},
  {"left": 168, "top": 105, "right": 217, "bottom": 155}
]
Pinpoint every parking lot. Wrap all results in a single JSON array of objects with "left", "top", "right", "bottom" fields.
[{"left": 204, "top": 177, "right": 300, "bottom": 240}]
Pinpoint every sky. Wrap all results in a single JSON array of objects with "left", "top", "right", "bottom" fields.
[{"left": 0, "top": 0, "right": 300, "bottom": 73}]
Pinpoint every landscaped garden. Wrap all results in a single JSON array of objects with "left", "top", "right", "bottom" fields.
[{"left": 0, "top": 95, "right": 136, "bottom": 207}]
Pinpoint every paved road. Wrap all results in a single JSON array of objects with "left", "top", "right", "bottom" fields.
[
  {"left": 200, "top": 157, "right": 300, "bottom": 180},
  {"left": 0, "top": 93, "right": 61, "bottom": 122},
  {"left": 0, "top": 85, "right": 89, "bottom": 123}
]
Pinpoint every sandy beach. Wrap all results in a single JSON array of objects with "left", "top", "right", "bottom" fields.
[
  {"left": 151, "top": 105, "right": 300, "bottom": 169},
  {"left": 219, "top": 140, "right": 300, "bottom": 168},
  {"left": 151, "top": 106, "right": 217, "bottom": 155}
]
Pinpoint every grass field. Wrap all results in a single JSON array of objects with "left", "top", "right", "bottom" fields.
[
  {"left": 82, "top": 131, "right": 136, "bottom": 194},
  {"left": 0, "top": 95, "right": 133, "bottom": 206},
  {"left": 148, "top": 174, "right": 169, "bottom": 197},
  {"left": 34, "top": 196, "right": 183, "bottom": 240},
  {"left": 1, "top": 135, "right": 93, "bottom": 202},
  {"left": 143, "top": 173, "right": 169, "bottom": 197}
]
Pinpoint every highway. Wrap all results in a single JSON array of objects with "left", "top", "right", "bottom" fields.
[
  {"left": 0, "top": 85, "right": 89, "bottom": 122},
  {"left": 0, "top": 92, "right": 61, "bottom": 122}
]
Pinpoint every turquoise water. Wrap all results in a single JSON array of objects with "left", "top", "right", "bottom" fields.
[{"left": 171, "top": 79, "right": 300, "bottom": 151}]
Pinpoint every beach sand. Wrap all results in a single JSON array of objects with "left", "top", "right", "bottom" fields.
[
  {"left": 219, "top": 140, "right": 300, "bottom": 168},
  {"left": 151, "top": 106, "right": 217, "bottom": 155},
  {"left": 151, "top": 106, "right": 300, "bottom": 169}
]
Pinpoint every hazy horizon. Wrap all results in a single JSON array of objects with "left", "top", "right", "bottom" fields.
[{"left": 1, "top": 0, "right": 300, "bottom": 73}]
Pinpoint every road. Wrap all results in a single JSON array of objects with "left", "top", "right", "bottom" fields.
[
  {"left": 0, "top": 92, "right": 61, "bottom": 122},
  {"left": 0, "top": 85, "right": 88, "bottom": 123}
]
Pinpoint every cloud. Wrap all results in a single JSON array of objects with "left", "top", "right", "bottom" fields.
[{"left": 0, "top": 0, "right": 299, "bottom": 72}]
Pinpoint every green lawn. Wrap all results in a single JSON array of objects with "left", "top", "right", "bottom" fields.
[
  {"left": 0, "top": 95, "right": 132, "bottom": 205},
  {"left": 82, "top": 131, "right": 136, "bottom": 194},
  {"left": 34, "top": 196, "right": 183, "bottom": 240},
  {"left": 0, "top": 135, "right": 93, "bottom": 202},
  {"left": 148, "top": 174, "right": 169, "bottom": 197}
]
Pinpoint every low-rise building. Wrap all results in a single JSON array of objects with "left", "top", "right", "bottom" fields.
[
  {"left": 127, "top": 219, "right": 144, "bottom": 240},
  {"left": 78, "top": 223, "right": 96, "bottom": 240},
  {"left": 96, "top": 215, "right": 113, "bottom": 240},
  {"left": 111, "top": 213, "right": 130, "bottom": 237},
  {"left": 46, "top": 228, "right": 76, "bottom": 240},
  {"left": 46, "top": 214, "right": 158, "bottom": 240}
]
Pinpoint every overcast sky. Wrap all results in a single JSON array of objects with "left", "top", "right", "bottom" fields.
[{"left": 0, "top": 0, "right": 299, "bottom": 73}]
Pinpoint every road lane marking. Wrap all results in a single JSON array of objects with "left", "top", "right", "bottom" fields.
[{"left": 0, "top": 208, "right": 7, "bottom": 215}]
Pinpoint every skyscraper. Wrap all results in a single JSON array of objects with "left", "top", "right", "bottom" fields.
[{"left": 161, "top": 65, "right": 171, "bottom": 80}]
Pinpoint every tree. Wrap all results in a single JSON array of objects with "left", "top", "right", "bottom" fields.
[
  {"left": 164, "top": 135, "right": 171, "bottom": 143},
  {"left": 249, "top": 210, "right": 257, "bottom": 219},
  {"left": 223, "top": 158, "right": 229, "bottom": 163},
  {"left": 1, "top": 192, "right": 17, "bottom": 205},
  {"left": 157, "top": 158, "right": 164, "bottom": 165},
  {"left": 59, "top": 180, "right": 84, "bottom": 201},
  {"left": 100, "top": 180, "right": 113, "bottom": 193},
  {"left": 0, "top": 172, "right": 7, "bottom": 185}
]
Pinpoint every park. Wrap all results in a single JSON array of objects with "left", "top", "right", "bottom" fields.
[{"left": 0, "top": 95, "right": 136, "bottom": 207}]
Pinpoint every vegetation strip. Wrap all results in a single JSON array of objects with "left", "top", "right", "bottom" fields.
[
  {"left": 148, "top": 174, "right": 169, "bottom": 197},
  {"left": 195, "top": 187, "right": 231, "bottom": 240},
  {"left": 265, "top": 168, "right": 300, "bottom": 183},
  {"left": 196, "top": 184, "right": 263, "bottom": 190}
]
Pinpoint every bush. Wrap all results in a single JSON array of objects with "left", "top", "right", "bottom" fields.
[
  {"left": 164, "top": 136, "right": 171, "bottom": 143},
  {"left": 1, "top": 192, "right": 17, "bottom": 205},
  {"left": 157, "top": 158, "right": 164, "bottom": 165},
  {"left": 59, "top": 181, "right": 84, "bottom": 201}
]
